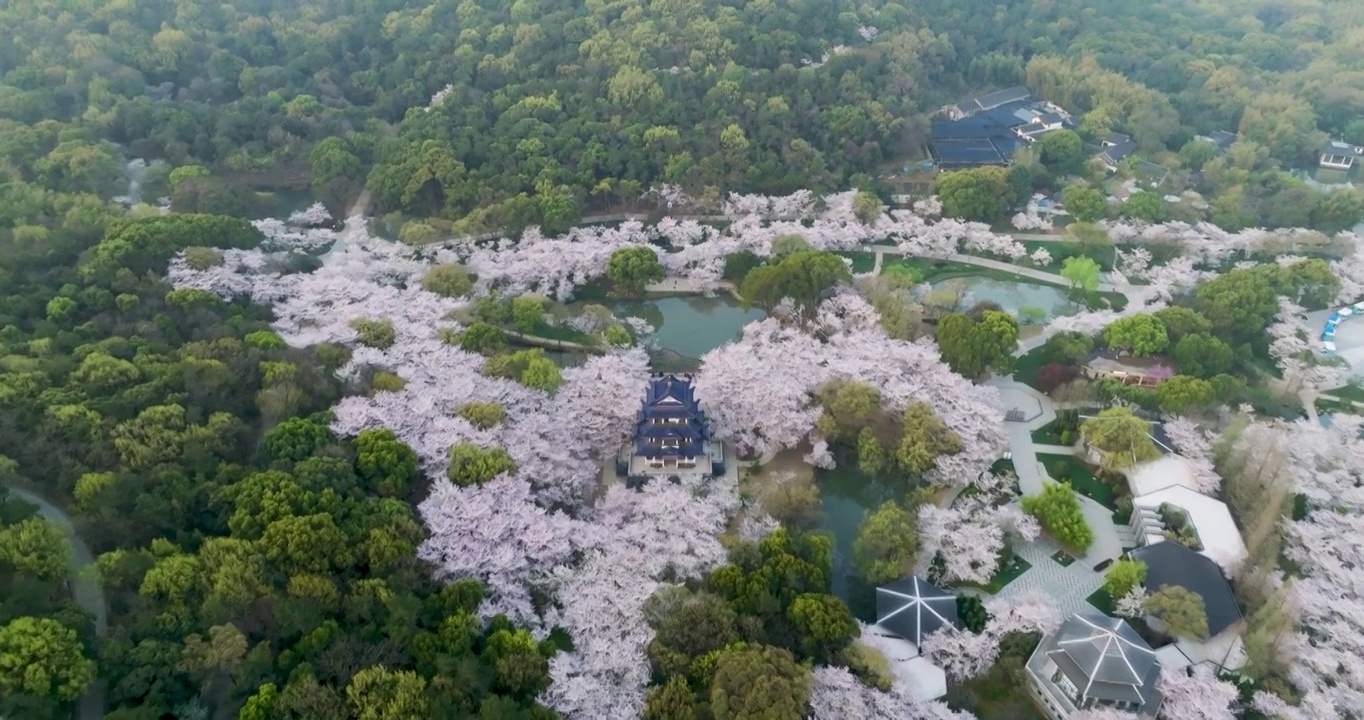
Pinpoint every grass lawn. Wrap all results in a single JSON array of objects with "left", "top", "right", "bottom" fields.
[
  {"left": 1029, "top": 417, "right": 1076, "bottom": 446},
  {"left": 1038, "top": 453, "right": 1118, "bottom": 511},
  {"left": 1019, "top": 240, "right": 1115, "bottom": 272},
  {"left": 956, "top": 553, "right": 1033, "bottom": 594},
  {"left": 1012, "top": 347, "right": 1048, "bottom": 389},
  {"left": 835, "top": 250, "right": 877, "bottom": 273},
  {"left": 1051, "top": 550, "right": 1075, "bottom": 567},
  {"left": 1087, "top": 588, "right": 1115, "bottom": 614},
  {"left": 1326, "top": 383, "right": 1364, "bottom": 404}
]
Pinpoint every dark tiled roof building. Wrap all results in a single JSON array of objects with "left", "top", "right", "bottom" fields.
[
  {"left": 1027, "top": 613, "right": 1164, "bottom": 718},
  {"left": 618, "top": 374, "right": 721, "bottom": 485},
  {"left": 876, "top": 575, "right": 959, "bottom": 646},
  {"left": 1130, "top": 541, "right": 1244, "bottom": 636}
]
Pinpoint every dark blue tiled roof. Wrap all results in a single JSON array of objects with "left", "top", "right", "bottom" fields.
[{"left": 635, "top": 374, "right": 709, "bottom": 457}]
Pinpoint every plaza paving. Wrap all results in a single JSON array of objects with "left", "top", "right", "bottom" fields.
[{"left": 986, "top": 378, "right": 1126, "bottom": 612}]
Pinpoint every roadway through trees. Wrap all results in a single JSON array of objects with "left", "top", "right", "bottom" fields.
[{"left": 4, "top": 484, "right": 107, "bottom": 720}]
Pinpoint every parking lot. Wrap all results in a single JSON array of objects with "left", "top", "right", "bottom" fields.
[{"left": 1308, "top": 306, "right": 1364, "bottom": 377}]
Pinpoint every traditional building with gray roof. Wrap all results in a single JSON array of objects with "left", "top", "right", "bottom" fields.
[
  {"left": 1026, "top": 613, "right": 1164, "bottom": 719},
  {"left": 876, "top": 575, "right": 958, "bottom": 646}
]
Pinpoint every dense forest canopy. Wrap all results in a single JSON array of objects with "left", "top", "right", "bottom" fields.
[
  {"left": 5, "top": 0, "right": 1364, "bottom": 718},
  {"left": 3, "top": 0, "right": 1364, "bottom": 229}
]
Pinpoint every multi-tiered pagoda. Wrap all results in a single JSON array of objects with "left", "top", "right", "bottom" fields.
[{"left": 617, "top": 374, "right": 723, "bottom": 486}]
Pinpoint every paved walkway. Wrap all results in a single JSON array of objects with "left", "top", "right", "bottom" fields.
[
  {"left": 998, "top": 534, "right": 1105, "bottom": 617},
  {"left": 6, "top": 485, "right": 107, "bottom": 720},
  {"left": 868, "top": 245, "right": 1138, "bottom": 296},
  {"left": 984, "top": 378, "right": 1126, "bottom": 612}
]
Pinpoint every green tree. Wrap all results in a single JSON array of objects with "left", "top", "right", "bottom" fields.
[
  {"left": 1038, "top": 129, "right": 1082, "bottom": 167},
  {"left": 1178, "top": 139, "right": 1220, "bottom": 171},
  {"left": 263, "top": 417, "right": 333, "bottom": 463},
  {"left": 1103, "top": 314, "right": 1168, "bottom": 355},
  {"left": 896, "top": 402, "right": 963, "bottom": 476},
  {"left": 1145, "top": 585, "right": 1209, "bottom": 639},
  {"left": 957, "top": 596, "right": 990, "bottom": 633},
  {"left": 1171, "top": 334, "right": 1234, "bottom": 378},
  {"left": 606, "top": 246, "right": 665, "bottom": 294},
  {"left": 456, "top": 401, "right": 507, "bottom": 429},
  {"left": 739, "top": 250, "right": 851, "bottom": 318},
  {"left": 1102, "top": 559, "right": 1148, "bottom": 597},
  {"left": 1194, "top": 269, "right": 1279, "bottom": 341},
  {"left": 852, "top": 190, "right": 882, "bottom": 224},
  {"left": 421, "top": 264, "right": 473, "bottom": 298},
  {"left": 447, "top": 443, "right": 517, "bottom": 486},
  {"left": 770, "top": 235, "right": 811, "bottom": 257},
  {"left": 1061, "top": 185, "right": 1107, "bottom": 222},
  {"left": 814, "top": 380, "right": 882, "bottom": 444},
  {"left": 485, "top": 628, "right": 550, "bottom": 697},
  {"left": 1020, "top": 481, "right": 1093, "bottom": 551},
  {"left": 722, "top": 251, "right": 763, "bottom": 283},
  {"left": 1156, "top": 376, "right": 1216, "bottom": 414},
  {"left": 786, "top": 593, "right": 858, "bottom": 663},
  {"left": 459, "top": 322, "right": 508, "bottom": 355},
  {"left": 354, "top": 428, "right": 419, "bottom": 497},
  {"left": 708, "top": 644, "right": 810, "bottom": 720},
  {"left": 855, "top": 427, "right": 888, "bottom": 477},
  {"left": 519, "top": 355, "right": 563, "bottom": 392},
  {"left": 646, "top": 588, "right": 739, "bottom": 672},
  {"left": 510, "top": 295, "right": 545, "bottom": 333},
  {"left": 1080, "top": 407, "right": 1159, "bottom": 473},
  {"left": 0, "top": 616, "right": 96, "bottom": 701},
  {"left": 1060, "top": 256, "right": 1102, "bottom": 293},
  {"left": 0, "top": 517, "right": 70, "bottom": 580},
  {"left": 644, "top": 676, "right": 698, "bottom": 720},
  {"left": 852, "top": 501, "right": 918, "bottom": 584},
  {"left": 1153, "top": 307, "right": 1213, "bottom": 342},
  {"left": 349, "top": 318, "right": 396, "bottom": 349},
  {"left": 937, "top": 167, "right": 1014, "bottom": 222},
  {"left": 934, "top": 311, "right": 1018, "bottom": 378},
  {"left": 346, "top": 666, "right": 429, "bottom": 720},
  {"left": 1042, "top": 331, "right": 1095, "bottom": 366},
  {"left": 1121, "top": 191, "right": 1167, "bottom": 222}
]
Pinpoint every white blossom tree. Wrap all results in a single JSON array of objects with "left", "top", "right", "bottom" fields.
[
  {"left": 808, "top": 666, "right": 973, "bottom": 720},
  {"left": 1157, "top": 665, "right": 1241, "bottom": 720}
]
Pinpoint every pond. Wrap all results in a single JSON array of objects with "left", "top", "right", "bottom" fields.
[
  {"left": 594, "top": 295, "right": 764, "bottom": 362},
  {"left": 812, "top": 454, "right": 901, "bottom": 620},
  {"left": 925, "top": 276, "right": 1079, "bottom": 322}
]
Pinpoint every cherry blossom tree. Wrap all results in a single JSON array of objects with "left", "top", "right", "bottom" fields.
[
  {"left": 921, "top": 591, "right": 1061, "bottom": 682},
  {"left": 808, "top": 666, "right": 973, "bottom": 720},
  {"left": 1157, "top": 665, "right": 1241, "bottom": 720},
  {"left": 920, "top": 626, "right": 1001, "bottom": 682},
  {"left": 1265, "top": 414, "right": 1364, "bottom": 719},
  {"left": 418, "top": 477, "right": 596, "bottom": 623},
  {"left": 1160, "top": 416, "right": 1221, "bottom": 494},
  {"left": 544, "top": 477, "right": 737, "bottom": 719},
  {"left": 695, "top": 307, "right": 1005, "bottom": 482},
  {"left": 1115, "top": 587, "right": 1148, "bottom": 619},
  {"left": 1071, "top": 708, "right": 1139, "bottom": 720}
]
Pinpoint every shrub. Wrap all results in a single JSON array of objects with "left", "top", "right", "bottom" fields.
[
  {"left": 1102, "top": 559, "right": 1147, "bottom": 597},
  {"left": 459, "top": 322, "right": 508, "bottom": 355},
  {"left": 456, "top": 401, "right": 507, "bottom": 429},
  {"left": 957, "top": 596, "right": 990, "bottom": 633},
  {"left": 447, "top": 443, "right": 517, "bottom": 486},
  {"left": 421, "top": 264, "right": 473, "bottom": 297},
  {"left": 349, "top": 318, "right": 395, "bottom": 349},
  {"left": 1021, "top": 481, "right": 1094, "bottom": 551},
  {"left": 1035, "top": 364, "right": 1080, "bottom": 393}
]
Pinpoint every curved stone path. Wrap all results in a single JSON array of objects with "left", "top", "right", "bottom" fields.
[{"left": 6, "top": 485, "right": 107, "bottom": 720}]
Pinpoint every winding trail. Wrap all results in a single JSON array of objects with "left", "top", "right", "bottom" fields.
[{"left": 6, "top": 485, "right": 107, "bottom": 720}]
